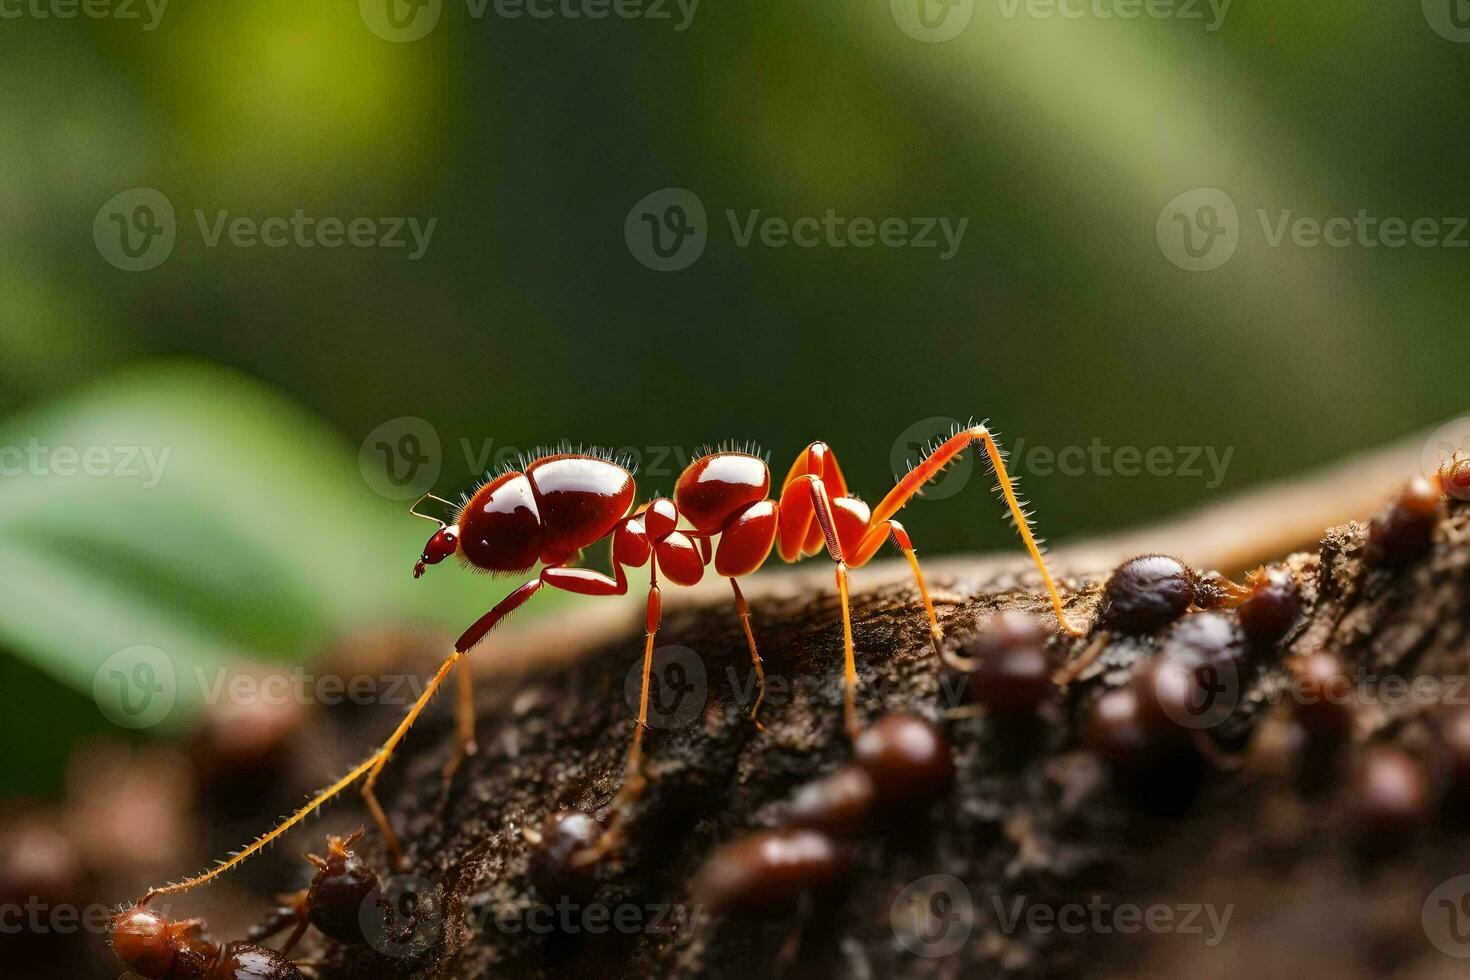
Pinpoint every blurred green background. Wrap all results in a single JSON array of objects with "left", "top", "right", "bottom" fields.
[{"left": 1, "top": 1, "right": 1467, "bottom": 798}]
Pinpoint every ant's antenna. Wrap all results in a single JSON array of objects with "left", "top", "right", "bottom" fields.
[{"left": 409, "top": 492, "right": 457, "bottom": 526}]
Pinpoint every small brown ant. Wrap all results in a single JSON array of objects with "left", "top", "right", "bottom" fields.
[
  {"left": 111, "top": 907, "right": 304, "bottom": 980},
  {"left": 249, "top": 830, "right": 381, "bottom": 954}
]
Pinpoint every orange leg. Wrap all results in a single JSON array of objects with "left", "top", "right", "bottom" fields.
[
  {"left": 778, "top": 467, "right": 863, "bottom": 738},
  {"left": 441, "top": 655, "right": 479, "bottom": 788},
  {"left": 729, "top": 577, "right": 767, "bottom": 725},
  {"left": 575, "top": 568, "right": 664, "bottom": 865},
  {"left": 869, "top": 424, "right": 1083, "bottom": 636},
  {"left": 850, "top": 518, "right": 944, "bottom": 656}
]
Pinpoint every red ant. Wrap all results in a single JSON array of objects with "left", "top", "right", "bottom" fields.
[
  {"left": 138, "top": 423, "right": 1081, "bottom": 896},
  {"left": 111, "top": 907, "right": 304, "bottom": 980},
  {"left": 249, "top": 830, "right": 380, "bottom": 954}
]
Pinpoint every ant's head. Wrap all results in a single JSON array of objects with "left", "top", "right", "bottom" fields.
[
  {"left": 410, "top": 493, "right": 462, "bottom": 579},
  {"left": 110, "top": 908, "right": 179, "bottom": 978},
  {"left": 414, "top": 524, "right": 459, "bottom": 579}
]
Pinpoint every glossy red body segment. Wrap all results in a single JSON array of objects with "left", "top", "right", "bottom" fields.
[
  {"left": 612, "top": 516, "right": 651, "bottom": 567},
  {"left": 642, "top": 497, "right": 680, "bottom": 540},
  {"left": 675, "top": 453, "right": 771, "bottom": 533},
  {"left": 655, "top": 532, "right": 705, "bottom": 586},
  {"left": 714, "top": 500, "right": 779, "bottom": 577},
  {"left": 830, "top": 496, "right": 871, "bottom": 558},
  {"left": 524, "top": 455, "right": 636, "bottom": 562},
  {"left": 458, "top": 472, "right": 543, "bottom": 572}
]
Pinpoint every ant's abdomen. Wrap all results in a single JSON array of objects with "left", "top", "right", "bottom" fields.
[
  {"left": 525, "top": 454, "right": 636, "bottom": 561},
  {"left": 675, "top": 452, "right": 770, "bottom": 533}
]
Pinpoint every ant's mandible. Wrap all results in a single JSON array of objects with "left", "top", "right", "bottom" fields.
[{"left": 138, "top": 423, "right": 1082, "bottom": 898}]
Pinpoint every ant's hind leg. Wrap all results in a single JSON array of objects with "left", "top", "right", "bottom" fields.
[
  {"left": 365, "top": 577, "right": 550, "bottom": 870},
  {"left": 729, "top": 577, "right": 767, "bottom": 725},
  {"left": 849, "top": 519, "right": 945, "bottom": 658},
  {"left": 361, "top": 649, "right": 464, "bottom": 871},
  {"left": 441, "top": 657, "right": 479, "bottom": 788},
  {"left": 871, "top": 423, "right": 1084, "bottom": 636}
]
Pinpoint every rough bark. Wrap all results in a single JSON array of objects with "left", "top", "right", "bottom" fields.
[{"left": 288, "top": 494, "right": 1470, "bottom": 980}]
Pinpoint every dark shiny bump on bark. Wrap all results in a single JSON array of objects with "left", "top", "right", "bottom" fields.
[
  {"left": 1350, "top": 746, "right": 1431, "bottom": 846},
  {"left": 852, "top": 713, "right": 955, "bottom": 807},
  {"left": 1101, "top": 555, "right": 1195, "bottom": 633},
  {"left": 782, "top": 765, "right": 876, "bottom": 837},
  {"left": 1289, "top": 651, "right": 1356, "bottom": 745},
  {"left": 692, "top": 828, "right": 846, "bottom": 914},
  {"left": 527, "top": 810, "right": 603, "bottom": 902},
  {"left": 958, "top": 611, "right": 1058, "bottom": 714},
  {"left": 1237, "top": 567, "right": 1302, "bottom": 647},
  {"left": 1366, "top": 476, "right": 1440, "bottom": 569}
]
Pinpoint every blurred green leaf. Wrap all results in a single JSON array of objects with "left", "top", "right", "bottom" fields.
[{"left": 0, "top": 360, "right": 559, "bottom": 736}]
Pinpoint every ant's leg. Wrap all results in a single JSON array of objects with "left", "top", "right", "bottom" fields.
[
  {"left": 729, "top": 577, "right": 767, "bottom": 724},
  {"left": 778, "top": 470, "right": 862, "bottom": 738},
  {"left": 361, "top": 648, "right": 472, "bottom": 871},
  {"left": 441, "top": 658, "right": 479, "bottom": 787},
  {"left": 574, "top": 573, "right": 663, "bottom": 865},
  {"left": 849, "top": 519, "right": 944, "bottom": 657},
  {"left": 363, "top": 575, "right": 558, "bottom": 869},
  {"left": 872, "top": 423, "right": 1084, "bottom": 636},
  {"left": 137, "top": 753, "right": 383, "bottom": 905},
  {"left": 138, "top": 564, "right": 633, "bottom": 899}
]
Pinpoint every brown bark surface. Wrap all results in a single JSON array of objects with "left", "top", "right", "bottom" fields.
[{"left": 292, "top": 495, "right": 1470, "bottom": 979}]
